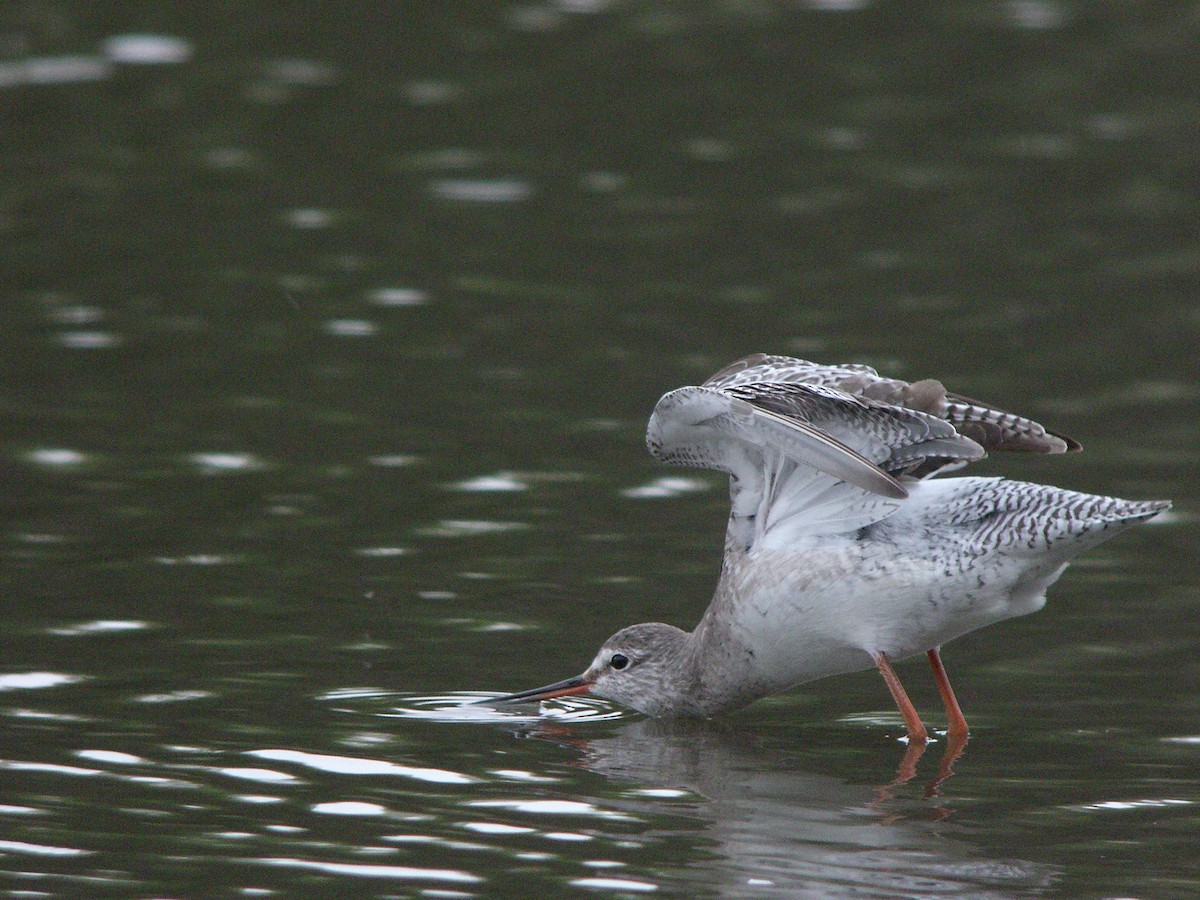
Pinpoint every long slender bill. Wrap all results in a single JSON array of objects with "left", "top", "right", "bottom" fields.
[{"left": 486, "top": 675, "right": 592, "bottom": 704}]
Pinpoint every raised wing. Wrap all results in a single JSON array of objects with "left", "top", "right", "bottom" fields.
[
  {"left": 649, "top": 385, "right": 907, "bottom": 499},
  {"left": 705, "top": 353, "right": 1079, "bottom": 457},
  {"left": 647, "top": 379, "right": 984, "bottom": 549}
]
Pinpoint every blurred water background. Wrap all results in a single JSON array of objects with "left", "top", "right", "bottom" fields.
[{"left": 1, "top": 3, "right": 1197, "bottom": 896}]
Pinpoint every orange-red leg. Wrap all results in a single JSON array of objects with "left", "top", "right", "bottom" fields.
[
  {"left": 926, "top": 647, "right": 968, "bottom": 742},
  {"left": 873, "top": 652, "right": 928, "bottom": 744}
]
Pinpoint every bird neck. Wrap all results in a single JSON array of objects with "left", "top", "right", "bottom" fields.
[{"left": 677, "top": 610, "right": 762, "bottom": 717}]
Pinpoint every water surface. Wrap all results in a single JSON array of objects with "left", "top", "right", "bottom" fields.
[{"left": 1, "top": 4, "right": 1197, "bottom": 897}]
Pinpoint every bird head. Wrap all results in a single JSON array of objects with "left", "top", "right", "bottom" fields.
[{"left": 491, "top": 622, "right": 692, "bottom": 717}]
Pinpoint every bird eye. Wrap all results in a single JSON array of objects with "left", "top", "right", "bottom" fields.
[{"left": 610, "top": 653, "right": 629, "bottom": 670}]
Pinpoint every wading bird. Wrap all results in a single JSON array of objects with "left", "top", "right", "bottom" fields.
[{"left": 492, "top": 354, "right": 1169, "bottom": 744}]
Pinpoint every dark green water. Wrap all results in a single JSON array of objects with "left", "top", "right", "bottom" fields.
[{"left": 2, "top": 3, "right": 1197, "bottom": 896}]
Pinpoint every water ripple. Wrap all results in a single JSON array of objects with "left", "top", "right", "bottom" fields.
[
  {"left": 217, "top": 767, "right": 302, "bottom": 785},
  {"left": 250, "top": 857, "right": 482, "bottom": 883},
  {"left": 0, "top": 672, "right": 87, "bottom": 691},
  {"left": 571, "top": 876, "right": 659, "bottom": 893},
  {"left": 385, "top": 692, "right": 628, "bottom": 724},
  {"left": 48, "top": 620, "right": 150, "bottom": 637},
  {"left": 0, "top": 839, "right": 94, "bottom": 857},
  {"left": 468, "top": 799, "right": 635, "bottom": 821},
  {"left": 75, "top": 750, "right": 142, "bottom": 765},
  {"left": 103, "top": 34, "right": 193, "bottom": 64},
  {"left": 311, "top": 801, "right": 389, "bottom": 816},
  {"left": 415, "top": 520, "right": 530, "bottom": 538},
  {"left": 621, "top": 476, "right": 709, "bottom": 499},
  {"left": 0, "top": 758, "right": 196, "bottom": 790},
  {"left": 246, "top": 748, "right": 476, "bottom": 784}
]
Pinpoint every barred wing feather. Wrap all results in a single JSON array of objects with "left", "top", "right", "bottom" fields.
[{"left": 705, "top": 353, "right": 1078, "bottom": 457}]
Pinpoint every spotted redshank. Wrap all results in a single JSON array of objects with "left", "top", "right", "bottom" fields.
[{"left": 491, "top": 354, "right": 1169, "bottom": 742}]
